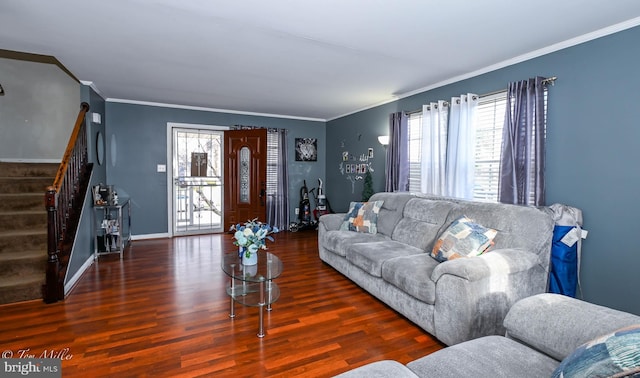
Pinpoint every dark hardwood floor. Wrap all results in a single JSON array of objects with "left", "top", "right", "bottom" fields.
[{"left": 0, "top": 231, "right": 443, "bottom": 377}]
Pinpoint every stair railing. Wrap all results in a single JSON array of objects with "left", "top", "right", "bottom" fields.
[{"left": 43, "top": 102, "right": 91, "bottom": 303}]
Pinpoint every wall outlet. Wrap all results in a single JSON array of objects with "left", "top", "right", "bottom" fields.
[{"left": 294, "top": 207, "right": 299, "bottom": 215}]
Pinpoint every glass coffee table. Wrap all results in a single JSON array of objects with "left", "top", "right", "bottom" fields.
[{"left": 221, "top": 251, "right": 283, "bottom": 337}]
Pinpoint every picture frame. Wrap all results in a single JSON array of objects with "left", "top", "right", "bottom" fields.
[{"left": 295, "top": 138, "right": 318, "bottom": 161}]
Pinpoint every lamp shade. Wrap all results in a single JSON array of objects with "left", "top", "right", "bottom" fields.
[{"left": 377, "top": 135, "right": 389, "bottom": 146}]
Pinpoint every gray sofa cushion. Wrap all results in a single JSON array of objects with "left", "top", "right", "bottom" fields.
[
  {"left": 382, "top": 254, "right": 439, "bottom": 304},
  {"left": 321, "top": 230, "right": 389, "bottom": 257},
  {"left": 504, "top": 293, "right": 640, "bottom": 361},
  {"left": 346, "top": 241, "right": 423, "bottom": 277},
  {"left": 369, "top": 192, "right": 414, "bottom": 237},
  {"left": 391, "top": 198, "right": 454, "bottom": 251},
  {"left": 406, "top": 335, "right": 559, "bottom": 378},
  {"left": 333, "top": 360, "right": 419, "bottom": 378}
]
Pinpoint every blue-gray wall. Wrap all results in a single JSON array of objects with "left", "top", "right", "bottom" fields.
[
  {"left": 327, "top": 25, "right": 640, "bottom": 315},
  {"left": 105, "top": 102, "right": 325, "bottom": 236}
]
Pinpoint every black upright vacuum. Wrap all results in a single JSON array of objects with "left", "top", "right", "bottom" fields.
[{"left": 289, "top": 179, "right": 332, "bottom": 232}]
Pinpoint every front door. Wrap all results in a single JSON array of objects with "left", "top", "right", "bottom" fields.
[
  {"left": 223, "top": 129, "right": 267, "bottom": 231},
  {"left": 171, "top": 127, "right": 224, "bottom": 235}
]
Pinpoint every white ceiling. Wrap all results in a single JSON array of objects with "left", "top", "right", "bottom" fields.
[{"left": 2, "top": 1, "right": 640, "bottom": 121}]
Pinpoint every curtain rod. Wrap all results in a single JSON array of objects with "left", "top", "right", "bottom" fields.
[{"left": 405, "top": 76, "right": 557, "bottom": 115}]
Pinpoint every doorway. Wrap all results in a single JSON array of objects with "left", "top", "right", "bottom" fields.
[{"left": 170, "top": 125, "right": 225, "bottom": 235}]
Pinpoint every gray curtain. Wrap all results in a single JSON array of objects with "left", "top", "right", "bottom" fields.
[
  {"left": 498, "top": 76, "right": 546, "bottom": 206},
  {"left": 385, "top": 112, "right": 410, "bottom": 192},
  {"left": 266, "top": 128, "right": 289, "bottom": 231}
]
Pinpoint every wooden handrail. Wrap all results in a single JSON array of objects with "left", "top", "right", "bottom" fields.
[
  {"left": 51, "top": 102, "right": 90, "bottom": 192},
  {"left": 43, "top": 102, "right": 91, "bottom": 303}
]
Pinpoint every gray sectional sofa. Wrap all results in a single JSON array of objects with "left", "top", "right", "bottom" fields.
[
  {"left": 334, "top": 293, "right": 640, "bottom": 378},
  {"left": 318, "top": 192, "right": 555, "bottom": 346}
]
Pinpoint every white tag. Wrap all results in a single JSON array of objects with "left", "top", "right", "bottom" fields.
[
  {"left": 581, "top": 229, "right": 588, "bottom": 239},
  {"left": 561, "top": 227, "right": 580, "bottom": 247}
]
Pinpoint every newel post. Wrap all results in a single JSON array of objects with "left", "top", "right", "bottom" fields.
[{"left": 44, "top": 186, "right": 62, "bottom": 303}]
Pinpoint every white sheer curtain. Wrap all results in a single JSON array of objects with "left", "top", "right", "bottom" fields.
[
  {"left": 445, "top": 93, "right": 479, "bottom": 199},
  {"left": 420, "top": 101, "right": 448, "bottom": 195}
]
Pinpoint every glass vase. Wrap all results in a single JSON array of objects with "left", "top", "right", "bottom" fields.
[{"left": 242, "top": 251, "right": 258, "bottom": 266}]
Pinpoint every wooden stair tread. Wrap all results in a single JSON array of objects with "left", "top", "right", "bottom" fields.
[
  {"left": 0, "top": 250, "right": 46, "bottom": 261},
  {"left": 0, "top": 192, "right": 43, "bottom": 197},
  {"left": 0, "top": 176, "right": 54, "bottom": 180},
  {"left": 0, "top": 273, "right": 44, "bottom": 287},
  {"left": 0, "top": 229, "right": 47, "bottom": 237},
  {"left": 0, "top": 210, "right": 47, "bottom": 215}
]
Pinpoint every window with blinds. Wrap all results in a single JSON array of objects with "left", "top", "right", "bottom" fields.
[
  {"left": 473, "top": 92, "right": 507, "bottom": 202},
  {"left": 266, "top": 131, "right": 279, "bottom": 196},
  {"left": 407, "top": 93, "right": 509, "bottom": 201},
  {"left": 408, "top": 113, "right": 423, "bottom": 193},
  {"left": 407, "top": 90, "right": 547, "bottom": 202}
]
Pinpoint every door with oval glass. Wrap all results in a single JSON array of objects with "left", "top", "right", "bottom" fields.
[{"left": 223, "top": 129, "right": 267, "bottom": 231}]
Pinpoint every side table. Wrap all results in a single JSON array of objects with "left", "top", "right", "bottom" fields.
[
  {"left": 221, "top": 251, "right": 283, "bottom": 337},
  {"left": 93, "top": 198, "right": 131, "bottom": 259}
]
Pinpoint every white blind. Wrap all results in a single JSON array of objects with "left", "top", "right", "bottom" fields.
[
  {"left": 408, "top": 113, "right": 422, "bottom": 193},
  {"left": 266, "top": 131, "right": 278, "bottom": 195},
  {"left": 473, "top": 92, "right": 507, "bottom": 202}
]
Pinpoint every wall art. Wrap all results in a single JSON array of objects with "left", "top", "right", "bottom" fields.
[{"left": 295, "top": 138, "right": 317, "bottom": 161}]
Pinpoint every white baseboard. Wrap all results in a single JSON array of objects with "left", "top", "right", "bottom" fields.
[
  {"left": 132, "top": 233, "right": 170, "bottom": 241},
  {"left": 64, "top": 256, "right": 95, "bottom": 296}
]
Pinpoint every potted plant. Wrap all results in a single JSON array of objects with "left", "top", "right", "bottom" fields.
[{"left": 229, "top": 219, "right": 279, "bottom": 265}]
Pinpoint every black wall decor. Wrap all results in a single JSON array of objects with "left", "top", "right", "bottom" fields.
[{"left": 295, "top": 138, "right": 317, "bottom": 161}]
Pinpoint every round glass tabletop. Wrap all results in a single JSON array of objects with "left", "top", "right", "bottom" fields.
[{"left": 221, "top": 250, "right": 283, "bottom": 283}]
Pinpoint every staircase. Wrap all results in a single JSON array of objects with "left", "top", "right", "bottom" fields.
[{"left": 0, "top": 162, "right": 58, "bottom": 304}]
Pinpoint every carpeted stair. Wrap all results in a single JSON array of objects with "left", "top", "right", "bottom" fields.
[{"left": 0, "top": 162, "right": 58, "bottom": 304}]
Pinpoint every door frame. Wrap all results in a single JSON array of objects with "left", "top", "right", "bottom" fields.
[{"left": 166, "top": 122, "right": 230, "bottom": 238}]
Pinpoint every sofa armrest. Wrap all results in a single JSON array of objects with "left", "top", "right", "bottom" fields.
[
  {"left": 318, "top": 213, "right": 345, "bottom": 231},
  {"left": 430, "top": 248, "right": 540, "bottom": 283},
  {"left": 504, "top": 293, "right": 640, "bottom": 361},
  {"left": 430, "top": 249, "right": 548, "bottom": 346}
]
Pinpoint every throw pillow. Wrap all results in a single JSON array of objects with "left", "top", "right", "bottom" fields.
[
  {"left": 340, "top": 200, "right": 384, "bottom": 234},
  {"left": 430, "top": 216, "right": 497, "bottom": 262},
  {"left": 551, "top": 324, "right": 640, "bottom": 378}
]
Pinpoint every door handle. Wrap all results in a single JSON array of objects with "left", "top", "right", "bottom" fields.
[{"left": 259, "top": 181, "right": 266, "bottom": 206}]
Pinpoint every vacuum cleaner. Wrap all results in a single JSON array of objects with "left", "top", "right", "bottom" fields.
[
  {"left": 289, "top": 179, "right": 333, "bottom": 232},
  {"left": 312, "top": 178, "right": 332, "bottom": 220}
]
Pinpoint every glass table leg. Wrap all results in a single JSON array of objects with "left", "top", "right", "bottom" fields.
[
  {"left": 266, "top": 280, "right": 273, "bottom": 311},
  {"left": 229, "top": 277, "right": 235, "bottom": 318},
  {"left": 257, "top": 279, "right": 265, "bottom": 338}
]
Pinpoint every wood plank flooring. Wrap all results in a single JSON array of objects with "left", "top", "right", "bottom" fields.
[{"left": 0, "top": 231, "right": 443, "bottom": 377}]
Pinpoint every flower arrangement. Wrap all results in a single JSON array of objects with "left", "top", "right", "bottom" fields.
[{"left": 230, "top": 219, "right": 279, "bottom": 259}]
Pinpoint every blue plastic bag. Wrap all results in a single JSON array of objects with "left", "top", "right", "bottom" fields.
[{"left": 548, "top": 225, "right": 578, "bottom": 297}]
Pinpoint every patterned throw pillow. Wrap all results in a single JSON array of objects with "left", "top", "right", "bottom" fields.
[
  {"left": 552, "top": 324, "right": 640, "bottom": 378},
  {"left": 430, "top": 216, "right": 497, "bottom": 262},
  {"left": 340, "top": 200, "right": 384, "bottom": 234}
]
